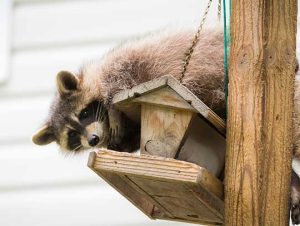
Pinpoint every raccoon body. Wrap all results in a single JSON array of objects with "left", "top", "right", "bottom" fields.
[
  {"left": 32, "top": 28, "right": 300, "bottom": 224},
  {"left": 32, "top": 28, "right": 225, "bottom": 152}
]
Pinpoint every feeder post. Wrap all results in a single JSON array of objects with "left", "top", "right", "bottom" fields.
[{"left": 225, "top": 0, "right": 297, "bottom": 225}]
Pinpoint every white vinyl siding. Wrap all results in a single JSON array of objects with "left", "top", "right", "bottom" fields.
[
  {"left": 0, "top": 1, "right": 12, "bottom": 83},
  {"left": 0, "top": 0, "right": 223, "bottom": 226}
]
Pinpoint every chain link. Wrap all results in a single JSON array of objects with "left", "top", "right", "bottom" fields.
[
  {"left": 218, "top": 0, "right": 222, "bottom": 20},
  {"left": 179, "top": 0, "right": 214, "bottom": 82}
]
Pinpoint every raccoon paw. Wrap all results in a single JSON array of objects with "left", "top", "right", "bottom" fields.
[
  {"left": 291, "top": 170, "right": 300, "bottom": 225},
  {"left": 109, "top": 125, "right": 124, "bottom": 145},
  {"left": 292, "top": 204, "right": 300, "bottom": 225},
  {"left": 108, "top": 107, "right": 124, "bottom": 146}
]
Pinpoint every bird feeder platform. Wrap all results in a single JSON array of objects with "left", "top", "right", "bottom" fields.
[
  {"left": 88, "top": 150, "right": 224, "bottom": 225},
  {"left": 88, "top": 75, "right": 226, "bottom": 225}
]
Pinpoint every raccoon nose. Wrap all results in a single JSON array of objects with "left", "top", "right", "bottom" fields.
[{"left": 88, "top": 134, "right": 100, "bottom": 147}]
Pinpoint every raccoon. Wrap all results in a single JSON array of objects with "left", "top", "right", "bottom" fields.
[
  {"left": 31, "top": 28, "right": 300, "bottom": 224},
  {"left": 31, "top": 71, "right": 140, "bottom": 152},
  {"left": 32, "top": 28, "right": 225, "bottom": 152}
]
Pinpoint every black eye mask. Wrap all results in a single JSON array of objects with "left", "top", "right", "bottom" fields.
[
  {"left": 78, "top": 101, "right": 106, "bottom": 125},
  {"left": 67, "top": 130, "right": 81, "bottom": 151},
  {"left": 66, "top": 101, "right": 107, "bottom": 151}
]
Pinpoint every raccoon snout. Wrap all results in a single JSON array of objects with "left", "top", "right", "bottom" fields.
[{"left": 88, "top": 134, "right": 100, "bottom": 147}]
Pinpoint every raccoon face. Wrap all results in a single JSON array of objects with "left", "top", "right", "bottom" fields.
[
  {"left": 32, "top": 71, "right": 109, "bottom": 152},
  {"left": 61, "top": 100, "right": 109, "bottom": 152}
]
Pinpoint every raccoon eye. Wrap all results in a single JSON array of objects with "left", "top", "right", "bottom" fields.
[
  {"left": 68, "top": 130, "right": 78, "bottom": 137},
  {"left": 79, "top": 110, "right": 89, "bottom": 120},
  {"left": 82, "top": 111, "right": 88, "bottom": 118}
]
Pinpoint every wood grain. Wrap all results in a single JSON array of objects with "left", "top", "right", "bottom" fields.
[
  {"left": 133, "top": 87, "right": 196, "bottom": 112},
  {"left": 225, "top": 0, "right": 297, "bottom": 225},
  {"left": 88, "top": 152, "right": 157, "bottom": 219},
  {"left": 89, "top": 149, "right": 224, "bottom": 225},
  {"left": 140, "top": 104, "right": 193, "bottom": 157}
]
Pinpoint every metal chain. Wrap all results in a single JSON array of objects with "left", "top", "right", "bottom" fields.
[
  {"left": 179, "top": 0, "right": 214, "bottom": 82},
  {"left": 218, "top": 0, "right": 222, "bottom": 20}
]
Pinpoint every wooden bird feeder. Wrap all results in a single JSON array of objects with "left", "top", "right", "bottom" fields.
[{"left": 88, "top": 76, "right": 226, "bottom": 225}]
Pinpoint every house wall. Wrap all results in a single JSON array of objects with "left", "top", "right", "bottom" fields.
[{"left": 0, "top": 0, "right": 222, "bottom": 225}]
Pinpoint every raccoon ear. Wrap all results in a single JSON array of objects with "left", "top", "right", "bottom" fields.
[
  {"left": 32, "top": 125, "right": 55, "bottom": 146},
  {"left": 56, "top": 71, "right": 79, "bottom": 96}
]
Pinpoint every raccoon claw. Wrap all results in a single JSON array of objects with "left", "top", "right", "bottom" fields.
[
  {"left": 108, "top": 107, "right": 124, "bottom": 147},
  {"left": 109, "top": 126, "right": 120, "bottom": 143},
  {"left": 113, "top": 125, "right": 124, "bottom": 144}
]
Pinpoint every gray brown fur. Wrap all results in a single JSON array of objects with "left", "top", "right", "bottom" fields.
[
  {"left": 294, "top": 75, "right": 300, "bottom": 158},
  {"left": 81, "top": 28, "right": 226, "bottom": 118}
]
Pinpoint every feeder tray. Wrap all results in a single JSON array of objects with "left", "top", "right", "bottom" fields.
[
  {"left": 88, "top": 150, "right": 224, "bottom": 225},
  {"left": 88, "top": 75, "right": 226, "bottom": 225}
]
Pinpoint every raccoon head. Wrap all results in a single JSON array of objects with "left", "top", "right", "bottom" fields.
[{"left": 32, "top": 71, "right": 109, "bottom": 152}]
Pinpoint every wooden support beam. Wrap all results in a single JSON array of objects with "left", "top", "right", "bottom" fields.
[{"left": 225, "top": 0, "right": 297, "bottom": 225}]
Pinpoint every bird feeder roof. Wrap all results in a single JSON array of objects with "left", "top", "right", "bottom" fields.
[{"left": 113, "top": 75, "right": 226, "bottom": 136}]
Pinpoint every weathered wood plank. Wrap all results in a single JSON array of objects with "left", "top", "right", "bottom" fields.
[
  {"left": 91, "top": 150, "right": 204, "bottom": 183},
  {"left": 225, "top": 0, "right": 297, "bottom": 225},
  {"left": 132, "top": 177, "right": 222, "bottom": 223},
  {"left": 88, "top": 152, "right": 156, "bottom": 219},
  {"left": 133, "top": 87, "right": 196, "bottom": 112},
  {"left": 140, "top": 104, "right": 193, "bottom": 157},
  {"left": 113, "top": 76, "right": 226, "bottom": 136},
  {"left": 178, "top": 115, "right": 225, "bottom": 176},
  {"left": 88, "top": 150, "right": 224, "bottom": 225}
]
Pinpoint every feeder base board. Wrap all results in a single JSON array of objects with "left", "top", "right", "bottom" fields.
[{"left": 88, "top": 149, "right": 224, "bottom": 225}]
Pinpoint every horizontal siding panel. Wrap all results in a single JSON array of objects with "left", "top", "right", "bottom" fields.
[
  {"left": 0, "top": 143, "right": 99, "bottom": 188},
  {"left": 13, "top": 0, "right": 220, "bottom": 49},
  {"left": 0, "top": 185, "right": 185, "bottom": 226},
  {"left": 0, "top": 1, "right": 12, "bottom": 82},
  {"left": 0, "top": 95, "right": 53, "bottom": 140},
  {"left": 0, "top": 43, "right": 115, "bottom": 96}
]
